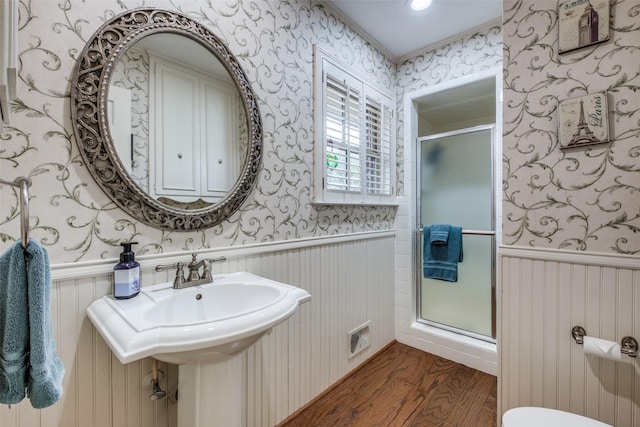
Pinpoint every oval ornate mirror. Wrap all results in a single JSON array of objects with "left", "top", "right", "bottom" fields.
[{"left": 71, "top": 8, "right": 262, "bottom": 231}]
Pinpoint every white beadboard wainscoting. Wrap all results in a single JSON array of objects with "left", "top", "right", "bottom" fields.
[
  {"left": 0, "top": 231, "right": 395, "bottom": 427},
  {"left": 499, "top": 246, "right": 640, "bottom": 427}
]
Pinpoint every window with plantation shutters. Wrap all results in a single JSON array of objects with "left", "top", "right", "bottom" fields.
[{"left": 313, "top": 47, "right": 396, "bottom": 205}]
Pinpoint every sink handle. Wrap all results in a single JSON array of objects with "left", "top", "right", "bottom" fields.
[
  {"left": 155, "top": 262, "right": 186, "bottom": 288},
  {"left": 199, "top": 256, "right": 227, "bottom": 282},
  {"left": 155, "top": 261, "right": 180, "bottom": 272}
]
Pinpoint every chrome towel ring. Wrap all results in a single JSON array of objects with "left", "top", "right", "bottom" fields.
[{"left": 0, "top": 176, "right": 32, "bottom": 249}]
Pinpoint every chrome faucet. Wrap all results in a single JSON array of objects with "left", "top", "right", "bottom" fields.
[{"left": 155, "top": 253, "right": 227, "bottom": 289}]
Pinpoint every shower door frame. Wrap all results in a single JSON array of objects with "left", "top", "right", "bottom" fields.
[{"left": 415, "top": 124, "right": 497, "bottom": 342}]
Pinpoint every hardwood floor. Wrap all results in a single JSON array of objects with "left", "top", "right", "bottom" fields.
[{"left": 278, "top": 342, "right": 497, "bottom": 427}]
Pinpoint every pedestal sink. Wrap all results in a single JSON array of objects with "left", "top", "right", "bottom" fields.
[{"left": 87, "top": 271, "right": 311, "bottom": 426}]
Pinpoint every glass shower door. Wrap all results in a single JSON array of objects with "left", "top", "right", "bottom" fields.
[{"left": 417, "top": 125, "right": 495, "bottom": 340}]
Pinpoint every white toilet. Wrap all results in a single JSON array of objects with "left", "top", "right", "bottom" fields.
[{"left": 502, "top": 407, "right": 613, "bottom": 427}]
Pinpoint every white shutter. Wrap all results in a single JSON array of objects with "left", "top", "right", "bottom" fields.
[
  {"left": 365, "top": 93, "right": 393, "bottom": 196},
  {"left": 325, "top": 76, "right": 362, "bottom": 193}
]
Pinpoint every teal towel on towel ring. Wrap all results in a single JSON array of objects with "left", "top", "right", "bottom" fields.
[{"left": 0, "top": 239, "right": 64, "bottom": 408}]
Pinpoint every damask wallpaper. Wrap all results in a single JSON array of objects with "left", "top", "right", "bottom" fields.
[
  {"left": 6, "top": 0, "right": 632, "bottom": 264},
  {"left": 0, "top": 0, "right": 397, "bottom": 263},
  {"left": 503, "top": 0, "right": 640, "bottom": 254}
]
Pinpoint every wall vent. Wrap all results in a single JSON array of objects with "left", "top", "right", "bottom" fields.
[{"left": 348, "top": 321, "right": 371, "bottom": 358}]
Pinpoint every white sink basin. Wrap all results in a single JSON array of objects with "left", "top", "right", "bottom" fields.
[
  {"left": 87, "top": 271, "right": 311, "bottom": 364},
  {"left": 144, "top": 283, "right": 282, "bottom": 325}
]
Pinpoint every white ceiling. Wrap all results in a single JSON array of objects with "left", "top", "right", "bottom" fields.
[{"left": 322, "top": 0, "right": 502, "bottom": 61}]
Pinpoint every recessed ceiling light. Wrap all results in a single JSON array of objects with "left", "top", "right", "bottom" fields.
[{"left": 410, "top": 0, "right": 432, "bottom": 10}]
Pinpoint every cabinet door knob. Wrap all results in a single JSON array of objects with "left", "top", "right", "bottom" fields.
[{"left": 177, "top": 153, "right": 183, "bottom": 159}]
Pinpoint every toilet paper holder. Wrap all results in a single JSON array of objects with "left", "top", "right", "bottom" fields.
[{"left": 571, "top": 325, "right": 638, "bottom": 358}]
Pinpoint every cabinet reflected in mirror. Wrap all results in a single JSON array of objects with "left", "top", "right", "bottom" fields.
[{"left": 107, "top": 33, "right": 248, "bottom": 208}]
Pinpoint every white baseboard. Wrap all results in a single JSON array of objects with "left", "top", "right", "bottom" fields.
[{"left": 399, "top": 322, "right": 497, "bottom": 375}]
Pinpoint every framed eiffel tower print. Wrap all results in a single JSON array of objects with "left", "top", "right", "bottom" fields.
[{"left": 558, "top": 92, "right": 609, "bottom": 149}]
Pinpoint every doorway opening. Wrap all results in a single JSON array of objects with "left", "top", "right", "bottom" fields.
[
  {"left": 402, "top": 68, "right": 502, "bottom": 373},
  {"left": 414, "top": 74, "right": 498, "bottom": 342}
]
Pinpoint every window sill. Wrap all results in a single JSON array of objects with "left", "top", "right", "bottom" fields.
[{"left": 311, "top": 199, "right": 399, "bottom": 207}]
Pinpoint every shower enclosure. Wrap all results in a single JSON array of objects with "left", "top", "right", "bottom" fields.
[{"left": 416, "top": 125, "right": 495, "bottom": 341}]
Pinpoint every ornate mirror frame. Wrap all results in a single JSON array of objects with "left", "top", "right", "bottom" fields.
[{"left": 71, "top": 8, "right": 262, "bottom": 231}]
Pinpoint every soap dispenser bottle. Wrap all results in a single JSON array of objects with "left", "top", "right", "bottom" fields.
[{"left": 113, "top": 241, "right": 140, "bottom": 299}]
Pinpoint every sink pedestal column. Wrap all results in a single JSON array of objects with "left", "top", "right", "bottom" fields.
[{"left": 177, "top": 353, "right": 246, "bottom": 427}]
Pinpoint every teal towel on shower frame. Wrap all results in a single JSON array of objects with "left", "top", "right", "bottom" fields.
[
  {"left": 423, "top": 225, "right": 463, "bottom": 282},
  {"left": 0, "top": 239, "right": 64, "bottom": 408}
]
